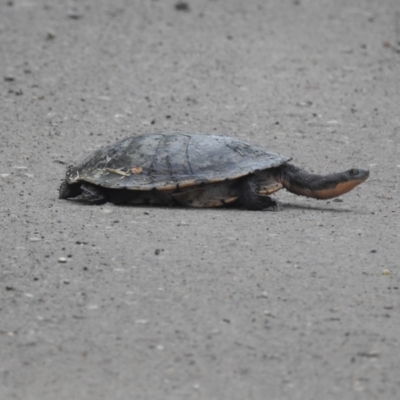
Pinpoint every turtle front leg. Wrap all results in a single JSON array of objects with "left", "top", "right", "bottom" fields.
[
  {"left": 73, "top": 183, "right": 107, "bottom": 205},
  {"left": 239, "top": 176, "right": 281, "bottom": 211}
]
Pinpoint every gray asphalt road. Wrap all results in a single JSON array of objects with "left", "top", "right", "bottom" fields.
[{"left": 1, "top": 1, "right": 399, "bottom": 399}]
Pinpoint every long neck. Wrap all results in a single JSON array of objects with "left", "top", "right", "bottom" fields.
[{"left": 273, "top": 164, "right": 361, "bottom": 200}]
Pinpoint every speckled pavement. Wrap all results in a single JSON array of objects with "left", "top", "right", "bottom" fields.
[{"left": 1, "top": 1, "right": 399, "bottom": 399}]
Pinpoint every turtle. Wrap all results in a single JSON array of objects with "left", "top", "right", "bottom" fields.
[{"left": 59, "top": 132, "right": 369, "bottom": 210}]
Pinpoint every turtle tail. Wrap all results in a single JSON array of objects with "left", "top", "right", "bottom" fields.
[{"left": 272, "top": 164, "right": 369, "bottom": 200}]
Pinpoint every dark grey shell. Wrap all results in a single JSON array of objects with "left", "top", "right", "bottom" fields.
[{"left": 65, "top": 133, "right": 291, "bottom": 191}]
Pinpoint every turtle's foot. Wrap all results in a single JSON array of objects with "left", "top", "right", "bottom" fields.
[
  {"left": 72, "top": 183, "right": 107, "bottom": 205},
  {"left": 261, "top": 199, "right": 281, "bottom": 211},
  {"left": 240, "top": 176, "right": 282, "bottom": 211},
  {"left": 59, "top": 181, "right": 81, "bottom": 199}
]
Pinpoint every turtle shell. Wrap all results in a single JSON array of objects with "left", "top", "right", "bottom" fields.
[{"left": 65, "top": 133, "right": 291, "bottom": 191}]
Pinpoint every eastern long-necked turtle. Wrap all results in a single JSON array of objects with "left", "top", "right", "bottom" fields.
[{"left": 59, "top": 133, "right": 369, "bottom": 210}]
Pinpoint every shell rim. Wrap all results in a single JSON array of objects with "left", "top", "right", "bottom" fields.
[{"left": 66, "top": 159, "right": 292, "bottom": 191}]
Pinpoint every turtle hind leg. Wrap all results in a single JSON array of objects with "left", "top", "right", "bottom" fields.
[
  {"left": 239, "top": 176, "right": 281, "bottom": 211},
  {"left": 59, "top": 181, "right": 82, "bottom": 200},
  {"left": 72, "top": 183, "right": 107, "bottom": 205}
]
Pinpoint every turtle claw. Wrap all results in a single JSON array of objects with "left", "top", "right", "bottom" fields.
[{"left": 262, "top": 200, "right": 281, "bottom": 211}]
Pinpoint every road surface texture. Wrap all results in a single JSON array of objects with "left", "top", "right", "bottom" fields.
[{"left": 1, "top": 0, "right": 399, "bottom": 399}]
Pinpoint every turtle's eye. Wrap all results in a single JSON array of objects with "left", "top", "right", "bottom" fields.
[{"left": 350, "top": 169, "right": 359, "bottom": 176}]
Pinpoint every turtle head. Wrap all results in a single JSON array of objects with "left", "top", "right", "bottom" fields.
[
  {"left": 319, "top": 168, "right": 370, "bottom": 199},
  {"left": 276, "top": 164, "right": 369, "bottom": 199},
  {"left": 344, "top": 168, "right": 370, "bottom": 181}
]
